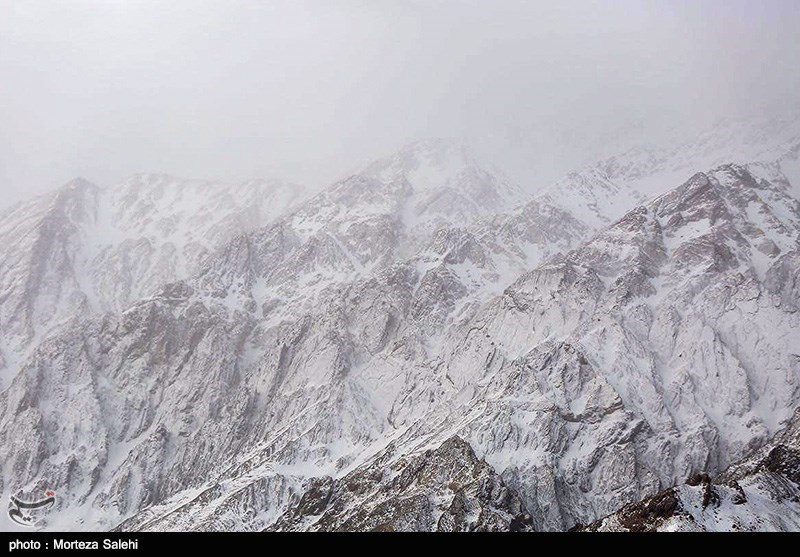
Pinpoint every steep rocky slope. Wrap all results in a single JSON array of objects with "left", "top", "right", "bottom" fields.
[
  {"left": 0, "top": 118, "right": 799, "bottom": 532},
  {"left": 30, "top": 161, "right": 796, "bottom": 531},
  {"left": 578, "top": 408, "right": 800, "bottom": 531},
  {"left": 267, "top": 436, "right": 533, "bottom": 532},
  {"left": 0, "top": 174, "right": 306, "bottom": 387},
  {"left": 0, "top": 140, "right": 555, "bottom": 530}
]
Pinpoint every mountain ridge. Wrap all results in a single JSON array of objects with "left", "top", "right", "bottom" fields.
[{"left": 1, "top": 118, "right": 799, "bottom": 531}]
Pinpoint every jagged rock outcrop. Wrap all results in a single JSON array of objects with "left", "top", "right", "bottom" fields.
[
  {"left": 577, "top": 408, "right": 800, "bottom": 531},
  {"left": 268, "top": 437, "right": 533, "bottom": 532}
]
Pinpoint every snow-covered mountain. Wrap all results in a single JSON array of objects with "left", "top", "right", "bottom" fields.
[
  {"left": 1, "top": 116, "right": 800, "bottom": 532},
  {"left": 540, "top": 113, "right": 800, "bottom": 228},
  {"left": 0, "top": 174, "right": 307, "bottom": 387}
]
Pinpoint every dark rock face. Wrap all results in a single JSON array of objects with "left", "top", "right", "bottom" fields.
[
  {"left": 269, "top": 437, "right": 534, "bottom": 532},
  {"left": 760, "top": 445, "right": 800, "bottom": 484},
  {"left": 617, "top": 490, "right": 685, "bottom": 532}
]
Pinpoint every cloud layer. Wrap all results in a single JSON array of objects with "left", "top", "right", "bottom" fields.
[{"left": 1, "top": 0, "right": 798, "bottom": 207}]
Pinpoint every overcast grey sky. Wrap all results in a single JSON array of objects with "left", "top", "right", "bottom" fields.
[{"left": 1, "top": 0, "right": 799, "bottom": 208}]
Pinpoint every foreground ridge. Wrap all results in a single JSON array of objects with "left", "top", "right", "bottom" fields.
[
  {"left": 576, "top": 407, "right": 800, "bottom": 532},
  {"left": 268, "top": 436, "right": 533, "bottom": 532}
]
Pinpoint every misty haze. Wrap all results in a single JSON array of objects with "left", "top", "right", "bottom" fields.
[{"left": 1, "top": 0, "right": 800, "bottom": 534}]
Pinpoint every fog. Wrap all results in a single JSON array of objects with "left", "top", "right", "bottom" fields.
[{"left": 1, "top": 0, "right": 799, "bottom": 209}]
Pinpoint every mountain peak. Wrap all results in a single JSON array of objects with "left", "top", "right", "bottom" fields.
[
  {"left": 58, "top": 176, "right": 99, "bottom": 195},
  {"left": 62, "top": 176, "right": 96, "bottom": 188},
  {"left": 365, "top": 139, "right": 484, "bottom": 184},
  {"left": 51, "top": 177, "right": 100, "bottom": 216},
  {"left": 359, "top": 138, "right": 523, "bottom": 209}
]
